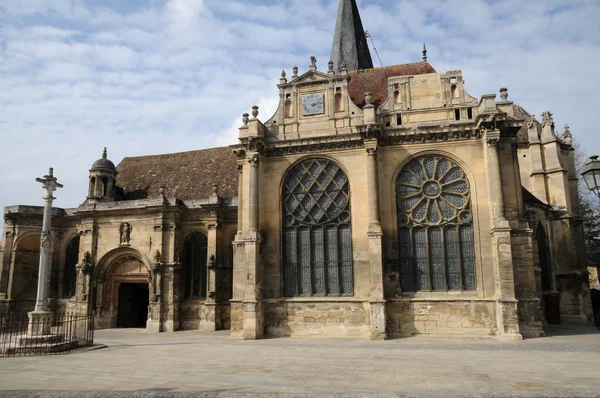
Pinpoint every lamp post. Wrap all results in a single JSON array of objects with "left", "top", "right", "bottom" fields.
[{"left": 582, "top": 156, "right": 600, "bottom": 199}]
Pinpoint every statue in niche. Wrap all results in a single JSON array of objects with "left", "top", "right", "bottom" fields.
[{"left": 119, "top": 222, "right": 131, "bottom": 245}]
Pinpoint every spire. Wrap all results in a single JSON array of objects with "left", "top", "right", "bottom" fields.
[
  {"left": 422, "top": 43, "right": 427, "bottom": 62},
  {"left": 330, "top": 0, "right": 374, "bottom": 72}
]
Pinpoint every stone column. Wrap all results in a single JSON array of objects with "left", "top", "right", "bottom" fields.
[
  {"left": 236, "top": 163, "right": 244, "bottom": 237},
  {"left": 247, "top": 155, "right": 259, "bottom": 234},
  {"left": 365, "top": 143, "right": 386, "bottom": 340},
  {"left": 147, "top": 250, "right": 163, "bottom": 333},
  {"left": 205, "top": 223, "right": 219, "bottom": 331},
  {"left": 29, "top": 168, "right": 63, "bottom": 336},
  {"left": 242, "top": 153, "right": 263, "bottom": 340},
  {"left": 94, "top": 175, "right": 102, "bottom": 197},
  {"left": 484, "top": 134, "right": 521, "bottom": 340}
]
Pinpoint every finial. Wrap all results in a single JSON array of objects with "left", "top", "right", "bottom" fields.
[
  {"left": 159, "top": 186, "right": 165, "bottom": 197},
  {"left": 311, "top": 56, "right": 317, "bottom": 67},
  {"left": 280, "top": 70, "right": 287, "bottom": 84},
  {"left": 281, "top": 70, "right": 286, "bottom": 78},
  {"left": 341, "top": 61, "right": 347, "bottom": 71},
  {"left": 365, "top": 92, "right": 372, "bottom": 105},
  {"left": 102, "top": 147, "right": 107, "bottom": 159},
  {"left": 541, "top": 111, "right": 554, "bottom": 128},
  {"left": 252, "top": 106, "right": 259, "bottom": 119},
  {"left": 328, "top": 60, "right": 334, "bottom": 72},
  {"left": 422, "top": 43, "right": 427, "bottom": 62},
  {"left": 48, "top": 167, "right": 54, "bottom": 177},
  {"left": 242, "top": 113, "right": 250, "bottom": 126},
  {"left": 563, "top": 124, "right": 572, "bottom": 145},
  {"left": 499, "top": 87, "right": 508, "bottom": 101},
  {"left": 293, "top": 66, "right": 298, "bottom": 78},
  {"left": 212, "top": 183, "right": 219, "bottom": 196}
]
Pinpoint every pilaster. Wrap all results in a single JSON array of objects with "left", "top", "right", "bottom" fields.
[
  {"left": 364, "top": 140, "right": 386, "bottom": 340},
  {"left": 204, "top": 222, "right": 219, "bottom": 331},
  {"left": 484, "top": 132, "right": 522, "bottom": 340}
]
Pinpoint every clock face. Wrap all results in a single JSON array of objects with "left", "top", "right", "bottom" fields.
[{"left": 302, "top": 93, "right": 325, "bottom": 116}]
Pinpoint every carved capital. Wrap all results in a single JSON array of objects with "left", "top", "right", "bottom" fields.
[
  {"left": 486, "top": 138, "right": 499, "bottom": 147},
  {"left": 207, "top": 223, "right": 220, "bottom": 231},
  {"left": 366, "top": 147, "right": 377, "bottom": 155},
  {"left": 233, "top": 147, "right": 246, "bottom": 160},
  {"left": 248, "top": 154, "right": 260, "bottom": 166}
]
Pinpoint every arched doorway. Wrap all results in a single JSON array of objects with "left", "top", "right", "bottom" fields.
[{"left": 95, "top": 253, "right": 151, "bottom": 329}]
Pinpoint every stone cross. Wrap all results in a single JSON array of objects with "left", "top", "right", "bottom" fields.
[{"left": 33, "top": 168, "right": 63, "bottom": 313}]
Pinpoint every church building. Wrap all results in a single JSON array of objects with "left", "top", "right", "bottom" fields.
[{"left": 0, "top": 0, "right": 592, "bottom": 340}]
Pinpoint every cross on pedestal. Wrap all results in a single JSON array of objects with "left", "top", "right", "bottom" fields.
[{"left": 28, "top": 168, "right": 63, "bottom": 336}]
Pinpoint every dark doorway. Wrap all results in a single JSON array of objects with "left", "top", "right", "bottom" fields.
[{"left": 117, "top": 283, "right": 149, "bottom": 328}]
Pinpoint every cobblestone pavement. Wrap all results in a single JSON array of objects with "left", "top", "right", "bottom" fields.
[{"left": 0, "top": 325, "right": 599, "bottom": 397}]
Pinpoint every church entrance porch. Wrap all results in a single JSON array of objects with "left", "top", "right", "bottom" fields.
[
  {"left": 93, "top": 252, "right": 154, "bottom": 330},
  {"left": 117, "top": 283, "right": 149, "bottom": 328}
]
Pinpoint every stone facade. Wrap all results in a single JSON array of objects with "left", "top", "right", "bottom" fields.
[{"left": 0, "top": 0, "right": 591, "bottom": 339}]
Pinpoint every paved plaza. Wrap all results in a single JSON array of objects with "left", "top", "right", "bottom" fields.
[{"left": 0, "top": 325, "right": 599, "bottom": 397}]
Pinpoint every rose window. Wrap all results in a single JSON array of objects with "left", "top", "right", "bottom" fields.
[{"left": 396, "top": 155, "right": 476, "bottom": 292}]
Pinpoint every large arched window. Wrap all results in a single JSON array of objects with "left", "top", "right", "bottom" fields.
[
  {"left": 396, "top": 155, "right": 476, "bottom": 292},
  {"left": 63, "top": 237, "right": 79, "bottom": 298},
  {"left": 182, "top": 232, "right": 207, "bottom": 299},
  {"left": 283, "top": 159, "right": 353, "bottom": 297}
]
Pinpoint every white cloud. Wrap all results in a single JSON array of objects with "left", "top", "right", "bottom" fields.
[{"left": 0, "top": 0, "right": 599, "bottom": 233}]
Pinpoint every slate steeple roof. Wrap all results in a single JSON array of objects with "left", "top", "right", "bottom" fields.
[{"left": 330, "top": 0, "right": 374, "bottom": 72}]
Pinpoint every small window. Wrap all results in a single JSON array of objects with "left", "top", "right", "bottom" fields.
[
  {"left": 455, "top": 109, "right": 461, "bottom": 121},
  {"left": 397, "top": 115, "right": 403, "bottom": 126},
  {"left": 451, "top": 84, "right": 459, "bottom": 99},
  {"left": 101, "top": 176, "right": 108, "bottom": 197},
  {"left": 335, "top": 93, "right": 344, "bottom": 112},
  {"left": 467, "top": 108, "right": 473, "bottom": 119}
]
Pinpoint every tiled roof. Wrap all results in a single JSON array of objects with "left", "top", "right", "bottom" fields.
[
  {"left": 347, "top": 62, "right": 437, "bottom": 109},
  {"left": 116, "top": 147, "right": 238, "bottom": 200}
]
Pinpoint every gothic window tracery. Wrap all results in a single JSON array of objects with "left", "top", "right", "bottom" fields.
[
  {"left": 182, "top": 232, "right": 207, "bottom": 299},
  {"left": 283, "top": 159, "right": 353, "bottom": 297},
  {"left": 396, "top": 155, "right": 476, "bottom": 292}
]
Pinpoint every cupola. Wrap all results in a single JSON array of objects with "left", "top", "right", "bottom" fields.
[{"left": 87, "top": 147, "right": 117, "bottom": 202}]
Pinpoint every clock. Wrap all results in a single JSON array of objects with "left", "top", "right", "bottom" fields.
[{"left": 302, "top": 93, "right": 325, "bottom": 116}]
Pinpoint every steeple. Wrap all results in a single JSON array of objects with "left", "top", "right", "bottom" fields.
[{"left": 330, "top": 0, "right": 374, "bottom": 72}]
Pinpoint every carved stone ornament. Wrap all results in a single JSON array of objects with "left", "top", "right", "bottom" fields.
[
  {"left": 541, "top": 111, "right": 554, "bottom": 128},
  {"left": 77, "top": 251, "right": 94, "bottom": 275},
  {"left": 251, "top": 106, "right": 259, "bottom": 119},
  {"left": 154, "top": 250, "right": 161, "bottom": 265},
  {"left": 119, "top": 222, "right": 131, "bottom": 245},
  {"left": 242, "top": 113, "right": 250, "bottom": 127},
  {"left": 293, "top": 66, "right": 298, "bottom": 78},
  {"left": 563, "top": 124, "right": 572, "bottom": 145},
  {"left": 208, "top": 254, "right": 216, "bottom": 269},
  {"left": 310, "top": 56, "right": 317, "bottom": 68}
]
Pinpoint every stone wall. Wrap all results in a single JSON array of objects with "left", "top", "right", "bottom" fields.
[
  {"left": 386, "top": 300, "right": 496, "bottom": 337},
  {"left": 265, "top": 300, "right": 370, "bottom": 338}
]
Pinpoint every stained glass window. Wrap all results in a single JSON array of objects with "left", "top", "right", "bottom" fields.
[
  {"left": 396, "top": 155, "right": 476, "bottom": 291},
  {"left": 283, "top": 159, "right": 353, "bottom": 296}
]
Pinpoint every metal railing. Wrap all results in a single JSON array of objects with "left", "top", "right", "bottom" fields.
[{"left": 0, "top": 313, "right": 94, "bottom": 357}]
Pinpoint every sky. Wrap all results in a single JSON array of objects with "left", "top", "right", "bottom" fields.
[{"left": 1, "top": 0, "right": 599, "bottom": 219}]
